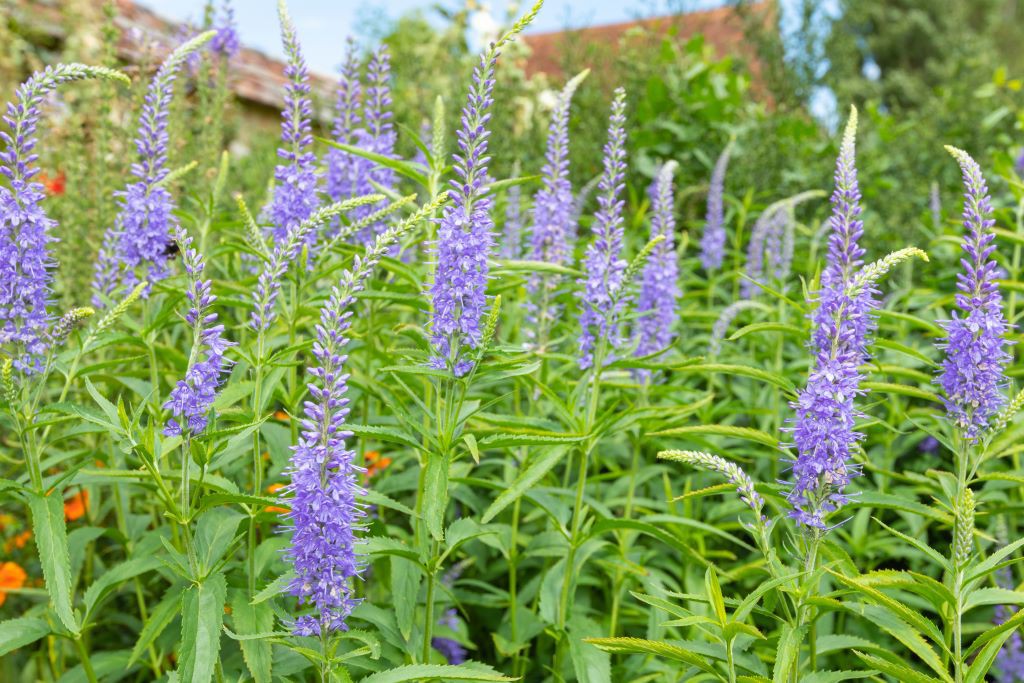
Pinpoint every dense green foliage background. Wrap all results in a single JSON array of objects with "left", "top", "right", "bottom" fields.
[{"left": 2, "top": 0, "right": 1024, "bottom": 681}]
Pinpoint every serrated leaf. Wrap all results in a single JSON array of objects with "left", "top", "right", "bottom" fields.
[
  {"left": 28, "top": 490, "right": 78, "bottom": 634},
  {"left": 423, "top": 452, "right": 449, "bottom": 541},
  {"left": 583, "top": 637, "right": 718, "bottom": 674},
  {"left": 359, "top": 663, "right": 517, "bottom": 683},
  {"left": 251, "top": 571, "right": 294, "bottom": 605},
  {"left": 671, "top": 363, "right": 796, "bottom": 394},
  {"left": 178, "top": 572, "right": 227, "bottom": 683},
  {"left": 772, "top": 624, "right": 806, "bottom": 683},
  {"left": 194, "top": 508, "right": 245, "bottom": 575},
  {"left": 347, "top": 423, "right": 421, "bottom": 450},
  {"left": 128, "top": 587, "right": 180, "bottom": 668},
  {"left": 481, "top": 446, "right": 568, "bottom": 523},
  {"left": 649, "top": 424, "right": 778, "bottom": 448},
  {"left": 83, "top": 556, "right": 162, "bottom": 622},
  {"left": 853, "top": 652, "right": 942, "bottom": 683},
  {"left": 477, "top": 432, "right": 585, "bottom": 448}
]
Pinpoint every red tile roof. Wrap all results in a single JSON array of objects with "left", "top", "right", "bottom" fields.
[
  {"left": 9, "top": 0, "right": 334, "bottom": 110},
  {"left": 521, "top": 2, "right": 773, "bottom": 83}
]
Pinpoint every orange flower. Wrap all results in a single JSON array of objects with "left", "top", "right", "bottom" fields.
[
  {"left": 264, "top": 483, "right": 288, "bottom": 514},
  {"left": 38, "top": 171, "right": 66, "bottom": 196},
  {"left": 0, "top": 562, "right": 27, "bottom": 607},
  {"left": 64, "top": 489, "right": 89, "bottom": 521},
  {"left": 4, "top": 530, "right": 32, "bottom": 552},
  {"left": 364, "top": 450, "right": 391, "bottom": 479}
]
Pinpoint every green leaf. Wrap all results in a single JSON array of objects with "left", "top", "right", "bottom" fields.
[
  {"left": 827, "top": 570, "right": 947, "bottom": 647},
  {"left": 568, "top": 615, "right": 610, "bottom": 683},
  {"left": 83, "top": 556, "right": 162, "bottom": 622},
  {"left": 772, "top": 624, "right": 806, "bottom": 683},
  {"left": 649, "top": 424, "right": 778, "bottom": 449},
  {"left": 359, "top": 664, "right": 518, "bottom": 683},
  {"left": 477, "top": 432, "right": 584, "bottom": 448},
  {"left": 0, "top": 617, "right": 50, "bottom": 656},
  {"left": 705, "top": 566, "right": 728, "bottom": 625},
  {"left": 853, "top": 652, "right": 943, "bottom": 683},
  {"left": 670, "top": 363, "right": 796, "bottom": 394},
  {"left": 481, "top": 446, "right": 567, "bottom": 523},
  {"left": 230, "top": 592, "right": 274, "bottom": 683},
  {"left": 194, "top": 508, "right": 245, "bottom": 575},
  {"left": 801, "top": 672, "right": 879, "bottom": 683},
  {"left": 28, "top": 490, "right": 78, "bottom": 634},
  {"left": 391, "top": 556, "right": 420, "bottom": 641},
  {"left": 861, "top": 381, "right": 941, "bottom": 403},
  {"left": 347, "top": 423, "right": 421, "bottom": 450},
  {"left": 727, "top": 321, "right": 803, "bottom": 341},
  {"left": 178, "top": 572, "right": 227, "bottom": 683},
  {"left": 583, "top": 637, "right": 719, "bottom": 675},
  {"left": 316, "top": 138, "right": 428, "bottom": 187},
  {"left": 251, "top": 571, "right": 294, "bottom": 605},
  {"left": 365, "top": 537, "right": 423, "bottom": 565},
  {"left": 127, "top": 587, "right": 181, "bottom": 668},
  {"left": 423, "top": 452, "right": 449, "bottom": 541}
]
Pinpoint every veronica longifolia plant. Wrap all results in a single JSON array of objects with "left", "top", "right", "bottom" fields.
[
  {"left": 577, "top": 87, "right": 628, "bottom": 370},
  {"left": 785, "top": 108, "right": 875, "bottom": 530},
  {"left": 92, "top": 32, "right": 214, "bottom": 303},
  {"left": 1, "top": 64, "right": 127, "bottom": 373},
  {"left": 428, "top": 49, "right": 499, "bottom": 377}
]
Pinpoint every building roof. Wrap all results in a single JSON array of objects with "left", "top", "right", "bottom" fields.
[
  {"left": 9, "top": 0, "right": 335, "bottom": 111},
  {"left": 521, "top": 2, "right": 772, "bottom": 81}
]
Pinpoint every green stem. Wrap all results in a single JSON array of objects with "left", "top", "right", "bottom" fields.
[{"left": 73, "top": 636, "right": 98, "bottom": 683}]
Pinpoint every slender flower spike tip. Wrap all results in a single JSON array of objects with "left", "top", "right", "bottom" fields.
[
  {"left": 1, "top": 64, "right": 127, "bottom": 372},
  {"left": 700, "top": 143, "right": 732, "bottom": 271},
  {"left": 324, "top": 39, "right": 363, "bottom": 219},
  {"left": 352, "top": 47, "right": 397, "bottom": 245},
  {"left": 263, "top": 0, "right": 320, "bottom": 247},
  {"left": 209, "top": 0, "right": 239, "bottom": 58},
  {"left": 633, "top": 161, "right": 680, "bottom": 377},
  {"left": 92, "top": 33, "right": 214, "bottom": 304},
  {"left": 659, "top": 450, "right": 764, "bottom": 520},
  {"left": 577, "top": 88, "right": 628, "bottom": 370},
  {"left": 500, "top": 182, "right": 523, "bottom": 259},
  {"left": 525, "top": 70, "right": 588, "bottom": 347},
  {"left": 163, "top": 228, "right": 234, "bottom": 438},
  {"left": 428, "top": 48, "right": 500, "bottom": 377},
  {"left": 937, "top": 147, "right": 1010, "bottom": 440},
  {"left": 785, "top": 108, "right": 877, "bottom": 529},
  {"left": 284, "top": 195, "right": 446, "bottom": 635}
]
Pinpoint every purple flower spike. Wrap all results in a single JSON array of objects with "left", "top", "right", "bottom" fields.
[
  {"left": 785, "top": 108, "right": 876, "bottom": 530},
  {"left": 428, "top": 49, "right": 499, "bottom": 377},
  {"left": 700, "top": 144, "right": 732, "bottom": 271},
  {"left": 633, "top": 161, "right": 680, "bottom": 378},
  {"left": 282, "top": 199, "right": 433, "bottom": 635},
  {"left": 743, "top": 205, "right": 790, "bottom": 298},
  {"left": 577, "top": 88, "right": 628, "bottom": 370},
  {"left": 263, "top": 1, "right": 320, "bottom": 248},
  {"left": 936, "top": 147, "right": 1010, "bottom": 440},
  {"left": 1, "top": 64, "right": 125, "bottom": 373},
  {"left": 324, "top": 39, "right": 363, "bottom": 224},
  {"left": 432, "top": 609, "right": 468, "bottom": 664},
  {"left": 352, "top": 47, "right": 397, "bottom": 246},
  {"left": 500, "top": 183, "right": 523, "bottom": 260},
  {"left": 210, "top": 0, "right": 239, "bottom": 58},
  {"left": 92, "top": 33, "right": 213, "bottom": 304},
  {"left": 163, "top": 229, "right": 234, "bottom": 438},
  {"left": 525, "top": 71, "right": 587, "bottom": 348}
]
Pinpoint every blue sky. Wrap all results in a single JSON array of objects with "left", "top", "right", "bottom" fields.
[{"left": 139, "top": 0, "right": 729, "bottom": 76}]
